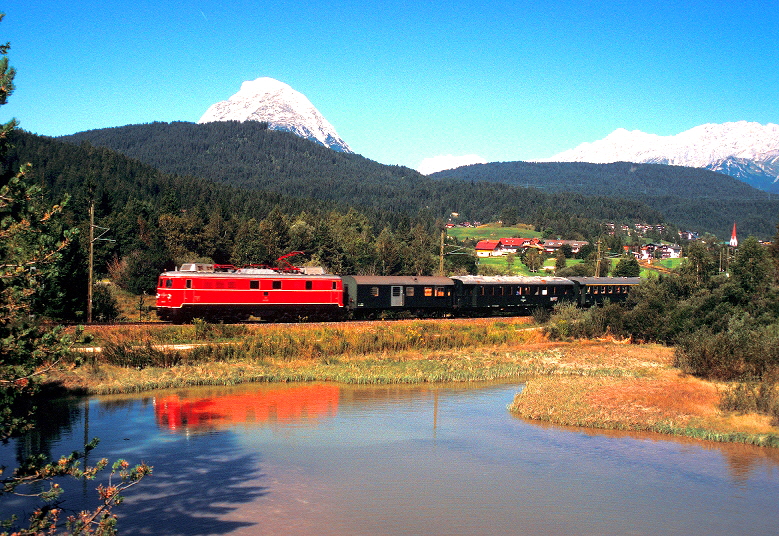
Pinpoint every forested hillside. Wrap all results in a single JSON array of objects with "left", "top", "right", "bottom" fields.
[
  {"left": 4, "top": 129, "right": 672, "bottom": 322},
  {"left": 58, "top": 122, "right": 663, "bottom": 230},
  {"left": 430, "top": 161, "right": 779, "bottom": 238}
]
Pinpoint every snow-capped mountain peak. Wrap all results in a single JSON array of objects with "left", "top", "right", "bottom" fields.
[
  {"left": 543, "top": 121, "right": 779, "bottom": 192},
  {"left": 198, "top": 77, "right": 352, "bottom": 153}
]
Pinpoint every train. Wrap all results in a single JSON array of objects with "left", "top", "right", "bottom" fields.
[{"left": 155, "top": 260, "right": 641, "bottom": 323}]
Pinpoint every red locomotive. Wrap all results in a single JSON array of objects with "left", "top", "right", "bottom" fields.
[
  {"left": 155, "top": 253, "right": 641, "bottom": 323},
  {"left": 155, "top": 255, "right": 343, "bottom": 323}
]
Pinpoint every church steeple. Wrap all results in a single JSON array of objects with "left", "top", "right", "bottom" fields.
[{"left": 729, "top": 222, "right": 738, "bottom": 247}]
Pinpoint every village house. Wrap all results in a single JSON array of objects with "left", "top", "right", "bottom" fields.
[
  {"left": 543, "top": 240, "right": 589, "bottom": 255},
  {"left": 498, "top": 237, "right": 543, "bottom": 254},
  {"left": 628, "top": 243, "right": 683, "bottom": 260},
  {"left": 475, "top": 239, "right": 501, "bottom": 257},
  {"left": 475, "top": 237, "right": 546, "bottom": 257}
]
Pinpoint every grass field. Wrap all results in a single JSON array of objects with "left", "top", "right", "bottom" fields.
[{"left": 447, "top": 223, "right": 542, "bottom": 242}]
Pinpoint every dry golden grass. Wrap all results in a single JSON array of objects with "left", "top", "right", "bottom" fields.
[{"left": 509, "top": 342, "right": 779, "bottom": 446}]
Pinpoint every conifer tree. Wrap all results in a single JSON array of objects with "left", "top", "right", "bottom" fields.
[{"left": 0, "top": 14, "right": 150, "bottom": 533}]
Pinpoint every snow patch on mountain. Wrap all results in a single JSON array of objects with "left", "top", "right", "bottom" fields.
[
  {"left": 198, "top": 77, "right": 352, "bottom": 153},
  {"left": 542, "top": 121, "right": 779, "bottom": 192},
  {"left": 418, "top": 154, "right": 488, "bottom": 175}
]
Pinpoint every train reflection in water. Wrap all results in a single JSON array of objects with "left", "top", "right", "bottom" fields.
[{"left": 153, "top": 384, "right": 340, "bottom": 433}]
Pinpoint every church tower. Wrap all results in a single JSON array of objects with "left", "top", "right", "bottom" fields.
[{"left": 729, "top": 222, "right": 738, "bottom": 248}]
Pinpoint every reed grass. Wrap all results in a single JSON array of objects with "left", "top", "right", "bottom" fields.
[{"left": 51, "top": 318, "right": 779, "bottom": 447}]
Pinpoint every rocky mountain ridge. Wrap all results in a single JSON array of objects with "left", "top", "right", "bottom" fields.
[
  {"left": 198, "top": 77, "right": 352, "bottom": 153},
  {"left": 543, "top": 121, "right": 779, "bottom": 192}
]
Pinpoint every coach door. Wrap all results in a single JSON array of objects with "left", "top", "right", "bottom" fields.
[{"left": 391, "top": 286, "right": 404, "bottom": 307}]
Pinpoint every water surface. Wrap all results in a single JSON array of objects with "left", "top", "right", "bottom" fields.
[{"left": 3, "top": 381, "right": 779, "bottom": 535}]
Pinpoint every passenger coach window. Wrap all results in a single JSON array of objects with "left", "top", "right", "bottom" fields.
[
  {"left": 435, "top": 286, "right": 445, "bottom": 297},
  {"left": 272, "top": 281, "right": 282, "bottom": 290},
  {"left": 250, "top": 281, "right": 259, "bottom": 289},
  {"left": 406, "top": 287, "right": 414, "bottom": 297},
  {"left": 370, "top": 287, "right": 379, "bottom": 297},
  {"left": 424, "top": 287, "right": 433, "bottom": 297}
]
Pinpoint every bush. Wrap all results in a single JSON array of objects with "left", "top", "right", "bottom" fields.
[
  {"left": 674, "top": 317, "right": 779, "bottom": 380},
  {"left": 719, "top": 379, "right": 779, "bottom": 425},
  {"left": 92, "top": 283, "right": 121, "bottom": 322},
  {"left": 544, "top": 303, "right": 590, "bottom": 340}
]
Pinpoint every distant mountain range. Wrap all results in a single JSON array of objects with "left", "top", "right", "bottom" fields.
[
  {"left": 542, "top": 121, "right": 779, "bottom": 193},
  {"left": 59, "top": 121, "right": 779, "bottom": 239},
  {"left": 198, "top": 77, "right": 352, "bottom": 153}
]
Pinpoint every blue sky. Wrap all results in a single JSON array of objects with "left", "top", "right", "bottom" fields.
[{"left": 3, "top": 0, "right": 777, "bottom": 171}]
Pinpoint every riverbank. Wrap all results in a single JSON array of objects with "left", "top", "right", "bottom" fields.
[{"left": 48, "top": 318, "right": 779, "bottom": 447}]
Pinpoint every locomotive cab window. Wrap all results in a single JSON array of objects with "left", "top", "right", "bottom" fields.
[
  {"left": 250, "top": 280, "right": 259, "bottom": 290},
  {"left": 165, "top": 279, "right": 172, "bottom": 288},
  {"left": 332, "top": 282, "right": 338, "bottom": 290},
  {"left": 272, "top": 281, "right": 282, "bottom": 290},
  {"left": 186, "top": 279, "right": 192, "bottom": 289},
  {"left": 306, "top": 281, "right": 313, "bottom": 290}
]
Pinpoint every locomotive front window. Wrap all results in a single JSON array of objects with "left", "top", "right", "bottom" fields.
[
  {"left": 165, "top": 279, "right": 172, "bottom": 288},
  {"left": 250, "top": 281, "right": 259, "bottom": 290},
  {"left": 272, "top": 281, "right": 282, "bottom": 290}
]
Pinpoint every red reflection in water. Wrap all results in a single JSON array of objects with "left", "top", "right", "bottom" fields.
[{"left": 154, "top": 385, "right": 340, "bottom": 432}]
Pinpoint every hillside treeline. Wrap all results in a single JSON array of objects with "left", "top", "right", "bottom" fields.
[
  {"left": 432, "top": 161, "right": 779, "bottom": 239},
  {"left": 58, "top": 122, "right": 665, "bottom": 228},
  {"left": 1, "top": 127, "right": 676, "bottom": 322},
  {"left": 6, "top": 131, "right": 469, "bottom": 314}
]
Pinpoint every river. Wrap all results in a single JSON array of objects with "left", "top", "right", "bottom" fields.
[{"left": 3, "top": 381, "right": 779, "bottom": 535}]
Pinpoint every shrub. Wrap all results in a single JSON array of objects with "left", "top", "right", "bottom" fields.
[
  {"left": 544, "top": 303, "right": 589, "bottom": 341},
  {"left": 719, "top": 380, "right": 779, "bottom": 425},
  {"left": 674, "top": 317, "right": 779, "bottom": 380}
]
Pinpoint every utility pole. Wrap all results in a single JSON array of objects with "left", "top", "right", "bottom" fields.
[
  {"left": 87, "top": 201, "right": 113, "bottom": 323},
  {"left": 595, "top": 239, "right": 602, "bottom": 278},
  {"left": 439, "top": 228, "right": 446, "bottom": 276},
  {"left": 87, "top": 202, "right": 94, "bottom": 323}
]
